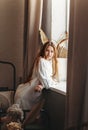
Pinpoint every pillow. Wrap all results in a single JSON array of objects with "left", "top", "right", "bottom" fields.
[
  {"left": 57, "top": 58, "right": 67, "bottom": 81},
  {"left": 57, "top": 39, "right": 68, "bottom": 58},
  {"left": 0, "top": 91, "right": 14, "bottom": 110},
  {"left": 58, "top": 46, "right": 68, "bottom": 58}
]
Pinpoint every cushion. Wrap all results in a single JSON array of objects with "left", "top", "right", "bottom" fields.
[
  {"left": 58, "top": 46, "right": 68, "bottom": 58},
  {"left": 0, "top": 91, "right": 14, "bottom": 110},
  {"left": 57, "top": 58, "right": 67, "bottom": 81},
  {"left": 57, "top": 39, "right": 68, "bottom": 58}
]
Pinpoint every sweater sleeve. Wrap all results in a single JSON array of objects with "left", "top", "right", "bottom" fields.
[{"left": 37, "top": 58, "right": 59, "bottom": 89}]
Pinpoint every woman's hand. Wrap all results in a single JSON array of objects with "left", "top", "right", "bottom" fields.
[{"left": 35, "top": 85, "right": 43, "bottom": 92}]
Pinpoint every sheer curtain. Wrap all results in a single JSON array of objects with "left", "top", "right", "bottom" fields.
[
  {"left": 65, "top": 0, "right": 88, "bottom": 130},
  {"left": 23, "top": 0, "right": 51, "bottom": 82}
]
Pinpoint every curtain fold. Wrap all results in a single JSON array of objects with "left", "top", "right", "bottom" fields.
[
  {"left": 23, "top": 0, "right": 43, "bottom": 82},
  {"left": 23, "top": 0, "right": 52, "bottom": 82},
  {"left": 41, "top": 0, "right": 52, "bottom": 40},
  {"left": 65, "top": 0, "right": 88, "bottom": 130}
]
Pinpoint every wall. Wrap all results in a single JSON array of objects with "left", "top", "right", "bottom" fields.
[{"left": 0, "top": 0, "right": 24, "bottom": 88}]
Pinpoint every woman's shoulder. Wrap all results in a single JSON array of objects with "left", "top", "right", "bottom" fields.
[
  {"left": 39, "top": 57, "right": 48, "bottom": 65},
  {"left": 39, "top": 57, "right": 46, "bottom": 62}
]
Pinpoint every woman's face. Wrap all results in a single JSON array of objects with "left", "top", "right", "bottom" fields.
[{"left": 44, "top": 45, "right": 54, "bottom": 60}]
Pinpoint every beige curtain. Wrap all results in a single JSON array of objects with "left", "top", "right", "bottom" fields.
[
  {"left": 41, "top": 0, "right": 52, "bottom": 40},
  {"left": 23, "top": 0, "right": 43, "bottom": 82},
  {"left": 65, "top": 0, "right": 88, "bottom": 129},
  {"left": 23, "top": 0, "right": 51, "bottom": 82}
]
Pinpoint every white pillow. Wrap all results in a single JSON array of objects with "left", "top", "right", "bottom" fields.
[{"left": 57, "top": 58, "right": 67, "bottom": 81}]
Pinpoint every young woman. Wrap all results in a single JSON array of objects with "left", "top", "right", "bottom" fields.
[{"left": 14, "top": 41, "right": 61, "bottom": 126}]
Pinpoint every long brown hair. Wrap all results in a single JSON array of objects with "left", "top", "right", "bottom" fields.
[{"left": 35, "top": 41, "right": 58, "bottom": 79}]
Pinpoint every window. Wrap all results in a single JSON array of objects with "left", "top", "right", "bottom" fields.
[
  {"left": 51, "top": 0, "right": 70, "bottom": 93},
  {"left": 51, "top": 0, "right": 70, "bottom": 41}
]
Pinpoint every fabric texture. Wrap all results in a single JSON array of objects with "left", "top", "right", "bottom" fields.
[
  {"left": 65, "top": 0, "right": 88, "bottom": 129},
  {"left": 23, "top": 0, "right": 52, "bottom": 82}
]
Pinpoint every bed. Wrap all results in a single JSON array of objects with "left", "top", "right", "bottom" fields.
[{"left": 0, "top": 61, "right": 16, "bottom": 114}]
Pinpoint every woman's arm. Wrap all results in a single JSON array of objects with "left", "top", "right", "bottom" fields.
[{"left": 34, "top": 84, "right": 43, "bottom": 92}]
